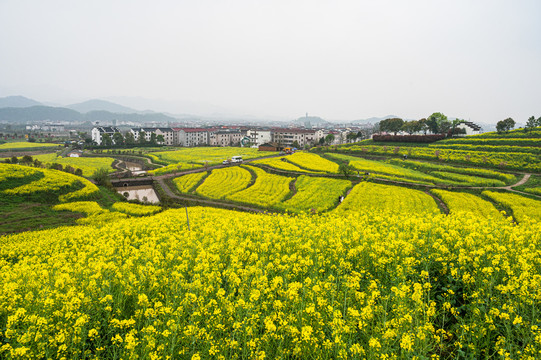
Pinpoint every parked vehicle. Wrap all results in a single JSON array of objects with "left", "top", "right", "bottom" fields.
[{"left": 231, "top": 156, "right": 243, "bottom": 163}]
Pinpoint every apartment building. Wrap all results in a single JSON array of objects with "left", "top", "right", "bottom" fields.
[
  {"left": 246, "top": 129, "right": 272, "bottom": 147},
  {"left": 271, "top": 128, "right": 323, "bottom": 148},
  {"left": 174, "top": 128, "right": 210, "bottom": 147},
  {"left": 209, "top": 129, "right": 244, "bottom": 147}
]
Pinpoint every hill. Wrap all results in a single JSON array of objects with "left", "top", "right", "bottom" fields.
[
  {"left": 66, "top": 99, "right": 139, "bottom": 114},
  {"left": 0, "top": 106, "right": 179, "bottom": 124},
  {"left": 292, "top": 115, "right": 331, "bottom": 127},
  {"left": 0, "top": 96, "right": 42, "bottom": 108},
  {"left": 0, "top": 106, "right": 83, "bottom": 122}
]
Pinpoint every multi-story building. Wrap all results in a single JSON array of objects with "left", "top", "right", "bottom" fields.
[
  {"left": 246, "top": 129, "right": 272, "bottom": 147},
  {"left": 91, "top": 126, "right": 121, "bottom": 145},
  {"left": 271, "top": 128, "right": 323, "bottom": 148},
  {"left": 129, "top": 127, "right": 175, "bottom": 145},
  {"left": 174, "top": 128, "right": 210, "bottom": 147},
  {"left": 130, "top": 128, "right": 155, "bottom": 143},
  {"left": 209, "top": 130, "right": 244, "bottom": 147},
  {"left": 154, "top": 128, "right": 175, "bottom": 145}
]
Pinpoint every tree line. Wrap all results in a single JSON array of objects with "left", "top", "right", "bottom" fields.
[{"left": 377, "top": 113, "right": 466, "bottom": 136}]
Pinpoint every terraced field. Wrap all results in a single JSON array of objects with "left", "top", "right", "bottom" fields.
[
  {"left": 286, "top": 152, "right": 340, "bottom": 173},
  {"left": 252, "top": 156, "right": 321, "bottom": 173},
  {"left": 149, "top": 147, "right": 276, "bottom": 166},
  {"left": 195, "top": 166, "right": 252, "bottom": 199},
  {"left": 227, "top": 166, "right": 293, "bottom": 207},
  {"left": 430, "top": 189, "right": 503, "bottom": 219},
  {"left": 334, "top": 182, "right": 440, "bottom": 215},
  {"left": 278, "top": 175, "right": 352, "bottom": 213},
  {"left": 482, "top": 191, "right": 541, "bottom": 223},
  {"left": 172, "top": 172, "right": 208, "bottom": 193},
  {"left": 32, "top": 153, "right": 115, "bottom": 176}
]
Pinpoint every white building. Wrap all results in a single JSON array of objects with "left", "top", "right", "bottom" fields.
[
  {"left": 209, "top": 130, "right": 244, "bottom": 147},
  {"left": 271, "top": 128, "right": 323, "bottom": 148},
  {"left": 247, "top": 129, "right": 272, "bottom": 147},
  {"left": 174, "top": 128, "right": 210, "bottom": 146},
  {"left": 456, "top": 121, "right": 482, "bottom": 136},
  {"left": 91, "top": 126, "right": 121, "bottom": 145}
]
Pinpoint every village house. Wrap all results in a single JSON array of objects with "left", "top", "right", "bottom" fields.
[{"left": 91, "top": 126, "right": 121, "bottom": 145}]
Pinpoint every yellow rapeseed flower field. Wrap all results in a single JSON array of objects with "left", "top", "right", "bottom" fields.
[
  {"left": 482, "top": 191, "right": 541, "bottom": 223},
  {"left": 227, "top": 165, "right": 293, "bottom": 207},
  {"left": 431, "top": 189, "right": 503, "bottom": 219},
  {"left": 196, "top": 167, "right": 252, "bottom": 199},
  {"left": 286, "top": 152, "right": 340, "bottom": 173},
  {"left": 0, "top": 163, "right": 99, "bottom": 202},
  {"left": 335, "top": 182, "right": 440, "bottom": 215},
  {"left": 277, "top": 175, "right": 352, "bottom": 213},
  {"left": 1, "top": 207, "right": 540, "bottom": 359}
]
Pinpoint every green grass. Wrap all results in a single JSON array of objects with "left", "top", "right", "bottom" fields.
[{"left": 0, "top": 202, "right": 83, "bottom": 235}]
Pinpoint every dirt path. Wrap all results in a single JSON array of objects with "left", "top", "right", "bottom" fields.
[
  {"left": 425, "top": 190, "right": 449, "bottom": 214},
  {"left": 506, "top": 173, "right": 530, "bottom": 189}
]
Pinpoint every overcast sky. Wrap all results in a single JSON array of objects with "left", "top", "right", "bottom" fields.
[{"left": 1, "top": 0, "right": 540, "bottom": 123}]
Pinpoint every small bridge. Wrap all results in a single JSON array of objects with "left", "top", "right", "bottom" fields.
[{"left": 111, "top": 178, "right": 154, "bottom": 187}]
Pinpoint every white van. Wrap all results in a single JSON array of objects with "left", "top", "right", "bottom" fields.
[{"left": 231, "top": 156, "right": 243, "bottom": 163}]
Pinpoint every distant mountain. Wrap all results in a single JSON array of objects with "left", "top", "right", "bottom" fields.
[
  {"left": 0, "top": 105, "right": 179, "bottom": 125},
  {"left": 292, "top": 116, "right": 331, "bottom": 127},
  {"left": 66, "top": 99, "right": 139, "bottom": 114},
  {"left": 0, "top": 96, "right": 42, "bottom": 108},
  {"left": 0, "top": 106, "right": 83, "bottom": 122},
  {"left": 83, "top": 110, "right": 178, "bottom": 124}
]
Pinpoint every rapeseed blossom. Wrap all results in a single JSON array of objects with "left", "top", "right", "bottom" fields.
[{"left": 1, "top": 206, "right": 540, "bottom": 359}]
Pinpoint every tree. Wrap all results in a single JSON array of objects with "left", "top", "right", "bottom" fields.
[
  {"left": 496, "top": 118, "right": 515, "bottom": 133},
  {"left": 338, "top": 163, "right": 356, "bottom": 178},
  {"left": 524, "top": 116, "right": 539, "bottom": 133},
  {"left": 401, "top": 120, "right": 418, "bottom": 135},
  {"left": 49, "top": 163, "right": 63, "bottom": 171},
  {"left": 138, "top": 131, "right": 147, "bottom": 144},
  {"left": 156, "top": 134, "right": 165, "bottom": 145},
  {"left": 325, "top": 134, "right": 335, "bottom": 145},
  {"left": 150, "top": 133, "right": 157, "bottom": 145},
  {"left": 10, "top": 156, "right": 18, "bottom": 164},
  {"left": 418, "top": 118, "right": 428, "bottom": 134},
  {"left": 426, "top": 112, "right": 448, "bottom": 134},
  {"left": 379, "top": 118, "right": 404, "bottom": 135},
  {"left": 20, "top": 155, "right": 33, "bottom": 165},
  {"left": 125, "top": 131, "right": 136, "bottom": 145},
  {"left": 318, "top": 137, "right": 326, "bottom": 145},
  {"left": 291, "top": 140, "right": 300, "bottom": 149},
  {"left": 93, "top": 167, "right": 112, "bottom": 188},
  {"left": 101, "top": 133, "right": 113, "bottom": 147},
  {"left": 113, "top": 132, "right": 124, "bottom": 146}
]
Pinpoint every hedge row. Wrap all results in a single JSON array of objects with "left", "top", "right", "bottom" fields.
[{"left": 372, "top": 134, "right": 446, "bottom": 143}]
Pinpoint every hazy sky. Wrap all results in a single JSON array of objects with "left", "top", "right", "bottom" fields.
[{"left": 1, "top": 0, "right": 540, "bottom": 123}]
